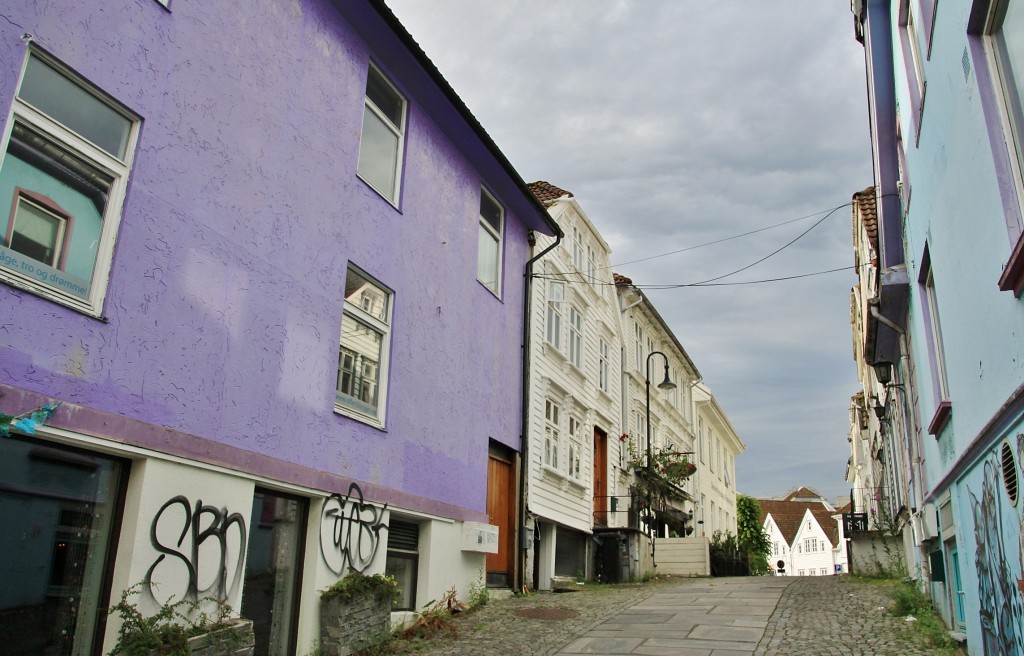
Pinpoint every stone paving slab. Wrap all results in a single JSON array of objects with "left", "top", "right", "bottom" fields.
[{"left": 410, "top": 576, "right": 946, "bottom": 656}]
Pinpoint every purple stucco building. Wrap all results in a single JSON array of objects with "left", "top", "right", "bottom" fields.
[{"left": 0, "top": 1, "right": 557, "bottom": 653}]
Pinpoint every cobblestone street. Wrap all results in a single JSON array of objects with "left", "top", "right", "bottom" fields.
[{"left": 410, "top": 576, "right": 950, "bottom": 656}]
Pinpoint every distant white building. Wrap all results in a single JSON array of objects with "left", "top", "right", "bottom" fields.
[
  {"left": 759, "top": 488, "right": 847, "bottom": 576},
  {"left": 692, "top": 382, "right": 745, "bottom": 538}
]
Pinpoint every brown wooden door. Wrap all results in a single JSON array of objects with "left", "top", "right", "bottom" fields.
[
  {"left": 593, "top": 427, "right": 608, "bottom": 526},
  {"left": 486, "top": 454, "right": 515, "bottom": 586}
]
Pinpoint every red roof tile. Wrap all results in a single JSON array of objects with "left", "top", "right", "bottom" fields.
[
  {"left": 758, "top": 497, "right": 841, "bottom": 546},
  {"left": 852, "top": 186, "right": 878, "bottom": 254},
  {"left": 527, "top": 180, "right": 573, "bottom": 205}
]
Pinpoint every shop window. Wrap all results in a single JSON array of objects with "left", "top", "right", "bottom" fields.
[
  {"left": 385, "top": 519, "right": 420, "bottom": 611},
  {"left": 0, "top": 435, "right": 126, "bottom": 655},
  {"left": 241, "top": 490, "right": 307, "bottom": 656},
  {"left": 0, "top": 52, "right": 138, "bottom": 315}
]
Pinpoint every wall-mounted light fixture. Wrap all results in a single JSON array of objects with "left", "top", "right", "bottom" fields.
[
  {"left": 873, "top": 361, "right": 893, "bottom": 386},
  {"left": 873, "top": 396, "right": 886, "bottom": 420}
]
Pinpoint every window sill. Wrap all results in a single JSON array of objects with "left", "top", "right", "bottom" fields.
[
  {"left": 541, "top": 465, "right": 566, "bottom": 483},
  {"left": 998, "top": 232, "right": 1024, "bottom": 297},
  {"left": 0, "top": 270, "right": 105, "bottom": 319},
  {"left": 563, "top": 360, "right": 586, "bottom": 383},
  {"left": 334, "top": 403, "right": 385, "bottom": 431},
  {"left": 927, "top": 400, "right": 952, "bottom": 436},
  {"left": 566, "top": 476, "right": 587, "bottom": 496},
  {"left": 542, "top": 341, "right": 567, "bottom": 363},
  {"left": 477, "top": 278, "right": 502, "bottom": 300}
]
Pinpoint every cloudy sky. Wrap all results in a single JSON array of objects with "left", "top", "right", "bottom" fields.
[{"left": 386, "top": 1, "right": 872, "bottom": 503}]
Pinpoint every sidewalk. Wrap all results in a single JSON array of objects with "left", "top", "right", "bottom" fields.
[
  {"left": 555, "top": 577, "right": 786, "bottom": 655},
  {"left": 412, "top": 576, "right": 941, "bottom": 656}
]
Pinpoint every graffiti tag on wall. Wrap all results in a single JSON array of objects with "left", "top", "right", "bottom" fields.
[
  {"left": 969, "top": 434, "right": 1024, "bottom": 655},
  {"left": 319, "top": 482, "right": 387, "bottom": 575},
  {"left": 145, "top": 495, "right": 247, "bottom": 605}
]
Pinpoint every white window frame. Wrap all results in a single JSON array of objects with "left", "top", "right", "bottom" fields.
[
  {"left": 477, "top": 188, "right": 504, "bottom": 295},
  {"left": 568, "top": 415, "right": 582, "bottom": 479},
  {"left": 634, "top": 322, "right": 644, "bottom": 370},
  {"left": 985, "top": 0, "right": 1024, "bottom": 210},
  {"left": 922, "top": 256, "right": 950, "bottom": 401},
  {"left": 572, "top": 227, "right": 585, "bottom": 272},
  {"left": 899, "top": 0, "right": 927, "bottom": 137},
  {"left": 698, "top": 418, "right": 705, "bottom": 463},
  {"left": 356, "top": 63, "right": 406, "bottom": 205},
  {"left": 0, "top": 52, "right": 139, "bottom": 317},
  {"left": 335, "top": 265, "right": 393, "bottom": 427},
  {"left": 586, "top": 244, "right": 597, "bottom": 287},
  {"left": 544, "top": 399, "right": 560, "bottom": 469},
  {"left": 598, "top": 337, "right": 609, "bottom": 392},
  {"left": 568, "top": 305, "right": 583, "bottom": 369},
  {"left": 546, "top": 278, "right": 564, "bottom": 349}
]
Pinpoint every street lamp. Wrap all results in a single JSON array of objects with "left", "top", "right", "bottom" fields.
[{"left": 646, "top": 351, "right": 676, "bottom": 470}]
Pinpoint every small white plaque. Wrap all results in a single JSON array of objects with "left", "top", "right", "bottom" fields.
[{"left": 461, "top": 521, "right": 499, "bottom": 553}]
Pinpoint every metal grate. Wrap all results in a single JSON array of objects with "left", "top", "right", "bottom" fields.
[
  {"left": 1002, "top": 440, "right": 1019, "bottom": 506},
  {"left": 962, "top": 47, "right": 972, "bottom": 83}
]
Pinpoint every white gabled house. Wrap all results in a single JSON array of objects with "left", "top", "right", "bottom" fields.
[
  {"left": 523, "top": 181, "right": 625, "bottom": 590},
  {"left": 759, "top": 488, "right": 847, "bottom": 576}
]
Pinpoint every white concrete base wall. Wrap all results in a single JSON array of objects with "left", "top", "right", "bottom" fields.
[
  {"left": 655, "top": 537, "right": 710, "bottom": 577},
  {"left": 94, "top": 452, "right": 492, "bottom": 656}
]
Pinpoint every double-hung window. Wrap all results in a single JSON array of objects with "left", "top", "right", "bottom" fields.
[
  {"left": 972, "top": 0, "right": 1024, "bottom": 292},
  {"left": 336, "top": 266, "right": 392, "bottom": 426},
  {"left": 568, "top": 306, "right": 583, "bottom": 369},
  {"left": 0, "top": 53, "right": 139, "bottom": 316},
  {"left": 572, "top": 227, "right": 584, "bottom": 271},
  {"left": 544, "top": 399, "right": 560, "bottom": 469},
  {"left": 568, "top": 416, "right": 582, "bottom": 479},
  {"left": 899, "top": 0, "right": 927, "bottom": 134},
  {"left": 546, "top": 278, "right": 564, "bottom": 348},
  {"left": 598, "top": 337, "right": 609, "bottom": 392},
  {"left": 477, "top": 189, "right": 503, "bottom": 294},
  {"left": 357, "top": 65, "right": 406, "bottom": 204},
  {"left": 920, "top": 249, "right": 952, "bottom": 433}
]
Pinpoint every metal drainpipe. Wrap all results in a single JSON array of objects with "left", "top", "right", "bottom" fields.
[{"left": 516, "top": 227, "right": 562, "bottom": 592}]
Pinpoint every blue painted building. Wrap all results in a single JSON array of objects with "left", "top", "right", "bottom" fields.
[{"left": 852, "top": 1, "right": 1024, "bottom": 652}]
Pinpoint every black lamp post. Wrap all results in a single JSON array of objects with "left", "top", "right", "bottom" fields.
[{"left": 645, "top": 350, "right": 676, "bottom": 534}]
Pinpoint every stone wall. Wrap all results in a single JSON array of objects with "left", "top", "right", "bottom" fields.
[{"left": 319, "top": 594, "right": 391, "bottom": 656}]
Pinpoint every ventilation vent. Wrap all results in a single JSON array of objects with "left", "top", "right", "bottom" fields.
[
  {"left": 388, "top": 519, "right": 420, "bottom": 552},
  {"left": 1002, "top": 440, "right": 1019, "bottom": 507},
  {"left": 962, "top": 47, "right": 972, "bottom": 83}
]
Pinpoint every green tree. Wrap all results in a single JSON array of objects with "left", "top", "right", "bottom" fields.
[{"left": 736, "top": 495, "right": 771, "bottom": 575}]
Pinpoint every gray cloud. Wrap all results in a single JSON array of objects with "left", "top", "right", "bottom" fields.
[{"left": 388, "top": 0, "right": 871, "bottom": 502}]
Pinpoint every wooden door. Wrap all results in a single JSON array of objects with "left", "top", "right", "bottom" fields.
[
  {"left": 486, "top": 454, "right": 515, "bottom": 586},
  {"left": 593, "top": 428, "right": 608, "bottom": 526}
]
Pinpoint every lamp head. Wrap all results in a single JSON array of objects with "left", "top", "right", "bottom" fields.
[
  {"left": 657, "top": 365, "right": 676, "bottom": 391},
  {"left": 873, "top": 361, "right": 893, "bottom": 386}
]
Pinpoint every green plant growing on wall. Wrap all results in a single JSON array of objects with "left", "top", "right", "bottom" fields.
[
  {"left": 320, "top": 571, "right": 400, "bottom": 605},
  {"left": 107, "top": 583, "right": 243, "bottom": 656}
]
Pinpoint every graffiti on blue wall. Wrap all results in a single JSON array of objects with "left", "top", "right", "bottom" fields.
[
  {"left": 968, "top": 434, "right": 1024, "bottom": 655},
  {"left": 319, "top": 482, "right": 387, "bottom": 575},
  {"left": 145, "top": 495, "right": 248, "bottom": 605}
]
